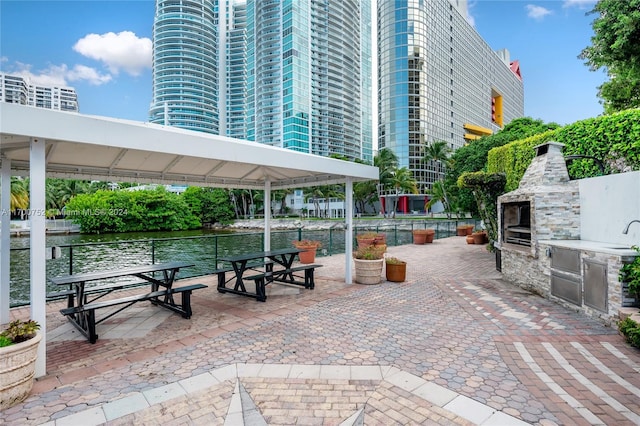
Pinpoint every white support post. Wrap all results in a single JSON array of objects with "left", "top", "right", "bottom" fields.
[
  {"left": 1, "top": 157, "right": 10, "bottom": 323},
  {"left": 30, "top": 138, "right": 47, "bottom": 377},
  {"left": 264, "top": 180, "right": 271, "bottom": 251},
  {"left": 345, "top": 178, "right": 353, "bottom": 284}
]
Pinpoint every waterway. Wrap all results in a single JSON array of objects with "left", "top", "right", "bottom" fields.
[
  {"left": 8, "top": 219, "right": 467, "bottom": 307},
  {"left": 7, "top": 227, "right": 354, "bottom": 307}
]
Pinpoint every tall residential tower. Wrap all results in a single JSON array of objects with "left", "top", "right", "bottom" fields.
[
  {"left": 150, "top": 0, "right": 372, "bottom": 163},
  {"left": 378, "top": 0, "right": 524, "bottom": 195},
  {"left": 149, "top": 0, "right": 218, "bottom": 133}
]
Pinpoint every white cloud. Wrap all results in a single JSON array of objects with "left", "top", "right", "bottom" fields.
[
  {"left": 563, "top": 0, "right": 597, "bottom": 9},
  {"left": 466, "top": 0, "right": 478, "bottom": 27},
  {"left": 4, "top": 62, "right": 112, "bottom": 87},
  {"left": 66, "top": 64, "right": 113, "bottom": 85},
  {"left": 73, "top": 31, "right": 152, "bottom": 76},
  {"left": 526, "top": 4, "right": 553, "bottom": 20}
]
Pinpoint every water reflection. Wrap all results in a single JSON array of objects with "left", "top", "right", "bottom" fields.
[{"left": 9, "top": 222, "right": 460, "bottom": 306}]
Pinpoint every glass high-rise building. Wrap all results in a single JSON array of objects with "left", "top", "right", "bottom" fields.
[
  {"left": 378, "top": 0, "right": 524, "bottom": 193},
  {"left": 150, "top": 0, "right": 372, "bottom": 163},
  {"left": 149, "top": 0, "right": 218, "bottom": 133}
]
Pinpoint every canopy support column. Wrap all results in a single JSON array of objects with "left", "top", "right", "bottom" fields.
[
  {"left": 345, "top": 178, "right": 353, "bottom": 284},
  {"left": 263, "top": 180, "right": 271, "bottom": 251},
  {"left": 1, "top": 157, "right": 10, "bottom": 324},
  {"left": 30, "top": 138, "right": 47, "bottom": 377}
]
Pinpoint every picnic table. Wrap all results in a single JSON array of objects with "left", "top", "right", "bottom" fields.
[
  {"left": 217, "top": 248, "right": 321, "bottom": 301},
  {"left": 49, "top": 261, "right": 206, "bottom": 343}
]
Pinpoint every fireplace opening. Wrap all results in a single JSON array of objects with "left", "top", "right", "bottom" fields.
[{"left": 502, "top": 201, "right": 531, "bottom": 246}]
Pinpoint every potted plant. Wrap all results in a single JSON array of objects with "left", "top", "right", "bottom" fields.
[
  {"left": 472, "top": 229, "right": 487, "bottom": 245},
  {"left": 0, "top": 319, "right": 41, "bottom": 410},
  {"left": 353, "top": 244, "right": 386, "bottom": 285},
  {"left": 385, "top": 256, "right": 407, "bottom": 282},
  {"left": 356, "top": 232, "right": 385, "bottom": 248},
  {"left": 412, "top": 228, "right": 435, "bottom": 244},
  {"left": 292, "top": 240, "right": 322, "bottom": 264},
  {"left": 620, "top": 245, "right": 640, "bottom": 307}
]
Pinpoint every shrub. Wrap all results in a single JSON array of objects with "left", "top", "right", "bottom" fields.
[{"left": 619, "top": 317, "right": 640, "bottom": 348}]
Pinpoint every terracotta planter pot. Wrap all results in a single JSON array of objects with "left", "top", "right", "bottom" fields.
[
  {"left": 466, "top": 235, "right": 475, "bottom": 244},
  {"left": 373, "top": 234, "right": 386, "bottom": 245},
  {"left": 424, "top": 229, "right": 435, "bottom": 243},
  {"left": 356, "top": 237, "right": 375, "bottom": 248},
  {"left": 472, "top": 232, "right": 486, "bottom": 245},
  {"left": 386, "top": 261, "right": 406, "bottom": 282},
  {"left": 412, "top": 231, "right": 427, "bottom": 245},
  {"left": 0, "top": 331, "right": 41, "bottom": 410},
  {"left": 297, "top": 248, "right": 317, "bottom": 264},
  {"left": 354, "top": 258, "right": 384, "bottom": 284},
  {"left": 456, "top": 226, "right": 467, "bottom": 236},
  {"left": 466, "top": 225, "right": 474, "bottom": 235}
]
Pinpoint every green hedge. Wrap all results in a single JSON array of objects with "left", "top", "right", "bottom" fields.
[{"left": 487, "top": 109, "right": 640, "bottom": 191}]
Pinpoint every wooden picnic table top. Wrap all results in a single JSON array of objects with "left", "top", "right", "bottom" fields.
[
  {"left": 49, "top": 261, "right": 195, "bottom": 286},
  {"left": 218, "top": 248, "right": 304, "bottom": 263}
]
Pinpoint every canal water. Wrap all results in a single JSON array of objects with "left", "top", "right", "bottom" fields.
[
  {"left": 7, "top": 227, "right": 355, "bottom": 307},
  {"left": 8, "top": 220, "right": 465, "bottom": 307}
]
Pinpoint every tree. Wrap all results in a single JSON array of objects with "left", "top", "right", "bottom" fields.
[
  {"left": 579, "top": 0, "right": 640, "bottom": 112},
  {"left": 387, "top": 167, "right": 418, "bottom": 217},
  {"left": 444, "top": 118, "right": 560, "bottom": 215},
  {"left": 10, "top": 177, "right": 29, "bottom": 212},
  {"left": 421, "top": 141, "right": 452, "bottom": 213},
  {"left": 374, "top": 148, "right": 399, "bottom": 216}
]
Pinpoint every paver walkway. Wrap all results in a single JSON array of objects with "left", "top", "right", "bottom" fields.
[{"left": 2, "top": 236, "right": 639, "bottom": 425}]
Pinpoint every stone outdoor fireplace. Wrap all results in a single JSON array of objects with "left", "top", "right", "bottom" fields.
[
  {"left": 497, "top": 141, "right": 640, "bottom": 325},
  {"left": 498, "top": 141, "right": 580, "bottom": 255}
]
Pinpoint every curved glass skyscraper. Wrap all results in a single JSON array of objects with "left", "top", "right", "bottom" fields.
[
  {"left": 149, "top": 0, "right": 218, "bottom": 133},
  {"left": 378, "top": 0, "right": 524, "bottom": 194},
  {"left": 150, "top": 0, "right": 372, "bottom": 163}
]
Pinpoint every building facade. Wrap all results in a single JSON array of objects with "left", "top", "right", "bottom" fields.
[
  {"left": 377, "top": 0, "right": 524, "bottom": 195},
  {"left": 0, "top": 73, "right": 78, "bottom": 112},
  {"left": 149, "top": 0, "right": 372, "bottom": 163},
  {"left": 149, "top": 0, "right": 218, "bottom": 133}
]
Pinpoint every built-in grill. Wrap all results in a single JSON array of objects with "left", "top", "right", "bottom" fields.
[
  {"left": 502, "top": 201, "right": 531, "bottom": 246},
  {"left": 498, "top": 141, "right": 580, "bottom": 251}
]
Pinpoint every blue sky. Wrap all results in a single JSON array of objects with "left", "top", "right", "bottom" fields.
[{"left": 1, "top": 0, "right": 606, "bottom": 127}]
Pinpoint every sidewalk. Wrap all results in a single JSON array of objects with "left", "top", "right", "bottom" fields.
[{"left": 2, "top": 237, "right": 639, "bottom": 425}]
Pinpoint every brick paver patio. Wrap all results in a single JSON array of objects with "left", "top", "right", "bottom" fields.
[{"left": 2, "top": 236, "right": 639, "bottom": 425}]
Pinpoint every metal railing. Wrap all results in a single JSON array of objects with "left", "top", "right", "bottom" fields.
[{"left": 7, "top": 219, "right": 477, "bottom": 307}]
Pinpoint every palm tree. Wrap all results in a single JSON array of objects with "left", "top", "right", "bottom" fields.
[
  {"left": 387, "top": 167, "right": 418, "bottom": 217},
  {"left": 353, "top": 180, "right": 377, "bottom": 215},
  {"left": 374, "top": 148, "right": 399, "bottom": 216},
  {"left": 421, "top": 141, "right": 452, "bottom": 213},
  {"left": 10, "top": 177, "right": 29, "bottom": 212}
]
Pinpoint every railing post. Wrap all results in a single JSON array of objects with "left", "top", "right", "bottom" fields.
[
  {"left": 329, "top": 227, "right": 333, "bottom": 255},
  {"left": 298, "top": 228, "right": 302, "bottom": 241},
  {"left": 214, "top": 235, "right": 218, "bottom": 267},
  {"left": 151, "top": 240, "right": 156, "bottom": 265},
  {"left": 69, "top": 246, "right": 73, "bottom": 275}
]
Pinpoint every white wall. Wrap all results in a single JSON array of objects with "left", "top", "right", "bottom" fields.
[{"left": 579, "top": 171, "right": 640, "bottom": 245}]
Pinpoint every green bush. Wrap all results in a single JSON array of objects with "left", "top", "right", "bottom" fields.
[
  {"left": 619, "top": 317, "right": 640, "bottom": 348},
  {"left": 65, "top": 187, "right": 201, "bottom": 234},
  {"left": 487, "top": 109, "right": 640, "bottom": 191}
]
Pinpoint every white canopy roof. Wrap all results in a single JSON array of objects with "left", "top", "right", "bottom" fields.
[
  {"left": 0, "top": 103, "right": 378, "bottom": 189},
  {"left": 0, "top": 103, "right": 376, "bottom": 377}
]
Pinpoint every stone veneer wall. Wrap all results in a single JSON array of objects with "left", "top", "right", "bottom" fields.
[
  {"left": 501, "top": 241, "right": 628, "bottom": 325},
  {"left": 500, "top": 245, "right": 549, "bottom": 295},
  {"left": 530, "top": 185, "right": 580, "bottom": 242}
]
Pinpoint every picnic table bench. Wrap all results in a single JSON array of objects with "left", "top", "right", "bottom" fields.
[
  {"left": 218, "top": 248, "right": 322, "bottom": 302},
  {"left": 49, "top": 261, "right": 206, "bottom": 343}
]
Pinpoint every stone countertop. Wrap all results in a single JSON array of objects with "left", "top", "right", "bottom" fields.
[{"left": 538, "top": 239, "right": 638, "bottom": 257}]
